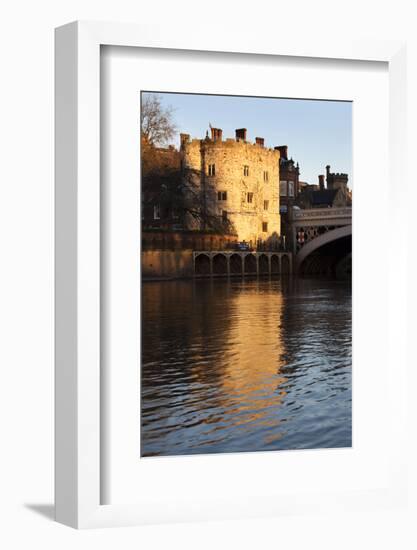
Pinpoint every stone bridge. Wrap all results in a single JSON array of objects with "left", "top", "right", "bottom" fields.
[{"left": 290, "top": 207, "right": 352, "bottom": 276}]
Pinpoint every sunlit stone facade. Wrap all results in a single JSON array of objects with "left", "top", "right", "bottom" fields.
[{"left": 180, "top": 128, "right": 281, "bottom": 247}]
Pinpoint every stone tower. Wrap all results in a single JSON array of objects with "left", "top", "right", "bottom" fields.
[
  {"left": 326, "top": 164, "right": 349, "bottom": 201},
  {"left": 180, "top": 128, "right": 281, "bottom": 247}
]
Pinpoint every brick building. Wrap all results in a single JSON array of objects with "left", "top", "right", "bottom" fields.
[{"left": 276, "top": 145, "right": 300, "bottom": 213}]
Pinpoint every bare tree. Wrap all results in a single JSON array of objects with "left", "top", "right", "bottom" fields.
[
  {"left": 142, "top": 160, "right": 236, "bottom": 235},
  {"left": 141, "top": 93, "right": 176, "bottom": 146},
  {"left": 140, "top": 94, "right": 235, "bottom": 234}
]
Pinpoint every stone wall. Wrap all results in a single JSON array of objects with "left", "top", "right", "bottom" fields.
[
  {"left": 142, "top": 231, "right": 238, "bottom": 251},
  {"left": 142, "top": 249, "right": 293, "bottom": 279},
  {"left": 142, "top": 250, "right": 194, "bottom": 279},
  {"left": 181, "top": 135, "right": 281, "bottom": 247}
]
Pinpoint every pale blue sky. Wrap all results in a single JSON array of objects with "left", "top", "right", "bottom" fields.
[{"left": 143, "top": 91, "right": 352, "bottom": 187}]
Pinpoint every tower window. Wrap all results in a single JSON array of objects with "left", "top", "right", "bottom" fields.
[
  {"left": 208, "top": 164, "right": 215, "bottom": 176},
  {"left": 262, "top": 222, "right": 268, "bottom": 232},
  {"left": 222, "top": 210, "right": 228, "bottom": 221},
  {"left": 153, "top": 204, "right": 161, "bottom": 220},
  {"left": 217, "top": 191, "right": 227, "bottom": 201},
  {"left": 247, "top": 192, "right": 254, "bottom": 203},
  {"left": 264, "top": 200, "right": 269, "bottom": 210},
  {"left": 263, "top": 171, "right": 269, "bottom": 182},
  {"left": 243, "top": 165, "right": 249, "bottom": 176}
]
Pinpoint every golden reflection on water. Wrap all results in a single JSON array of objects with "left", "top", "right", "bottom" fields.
[
  {"left": 211, "top": 281, "right": 287, "bottom": 430},
  {"left": 141, "top": 278, "right": 352, "bottom": 456}
]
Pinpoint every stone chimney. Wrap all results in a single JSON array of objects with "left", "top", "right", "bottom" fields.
[
  {"left": 235, "top": 128, "right": 247, "bottom": 141},
  {"left": 210, "top": 127, "right": 223, "bottom": 141},
  {"left": 275, "top": 145, "right": 288, "bottom": 160},
  {"left": 326, "top": 165, "right": 332, "bottom": 188},
  {"left": 255, "top": 137, "right": 264, "bottom": 147},
  {"left": 318, "top": 174, "right": 325, "bottom": 191}
]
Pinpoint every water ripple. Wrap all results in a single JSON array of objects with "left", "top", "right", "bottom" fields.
[{"left": 141, "top": 278, "right": 352, "bottom": 456}]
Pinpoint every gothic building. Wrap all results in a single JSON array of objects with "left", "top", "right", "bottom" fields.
[{"left": 297, "top": 166, "right": 350, "bottom": 209}]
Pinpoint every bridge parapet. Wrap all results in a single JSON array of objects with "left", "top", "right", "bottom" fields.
[
  {"left": 290, "top": 207, "right": 352, "bottom": 253},
  {"left": 292, "top": 207, "right": 352, "bottom": 223}
]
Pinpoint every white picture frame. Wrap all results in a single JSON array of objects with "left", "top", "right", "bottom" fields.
[{"left": 55, "top": 21, "right": 408, "bottom": 529}]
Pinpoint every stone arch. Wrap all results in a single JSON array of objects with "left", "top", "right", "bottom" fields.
[
  {"left": 244, "top": 253, "right": 257, "bottom": 274},
  {"left": 195, "top": 253, "right": 210, "bottom": 275},
  {"left": 212, "top": 253, "right": 228, "bottom": 275},
  {"left": 258, "top": 253, "right": 269, "bottom": 275},
  {"left": 271, "top": 254, "right": 280, "bottom": 274},
  {"left": 230, "top": 253, "right": 243, "bottom": 275},
  {"left": 335, "top": 252, "right": 352, "bottom": 280},
  {"left": 295, "top": 225, "right": 352, "bottom": 273},
  {"left": 281, "top": 254, "right": 290, "bottom": 275},
  {"left": 299, "top": 236, "right": 351, "bottom": 278}
]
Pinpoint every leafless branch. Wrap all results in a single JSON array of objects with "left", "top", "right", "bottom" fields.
[{"left": 141, "top": 94, "right": 176, "bottom": 146}]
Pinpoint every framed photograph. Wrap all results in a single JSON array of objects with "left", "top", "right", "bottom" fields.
[{"left": 55, "top": 21, "right": 408, "bottom": 528}]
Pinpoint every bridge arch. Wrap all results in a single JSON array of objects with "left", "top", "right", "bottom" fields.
[
  {"left": 212, "top": 253, "right": 228, "bottom": 275},
  {"left": 271, "top": 254, "right": 280, "bottom": 274},
  {"left": 195, "top": 253, "right": 210, "bottom": 275},
  {"left": 258, "top": 254, "right": 269, "bottom": 274},
  {"left": 281, "top": 254, "right": 290, "bottom": 275},
  {"left": 296, "top": 224, "right": 352, "bottom": 275},
  {"left": 244, "top": 253, "right": 257, "bottom": 274},
  {"left": 230, "top": 253, "right": 242, "bottom": 275}
]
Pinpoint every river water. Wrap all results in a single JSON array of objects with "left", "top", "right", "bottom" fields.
[{"left": 141, "top": 278, "right": 352, "bottom": 457}]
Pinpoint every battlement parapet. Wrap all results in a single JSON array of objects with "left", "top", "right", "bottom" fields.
[
  {"left": 181, "top": 128, "right": 279, "bottom": 156},
  {"left": 184, "top": 138, "right": 279, "bottom": 155}
]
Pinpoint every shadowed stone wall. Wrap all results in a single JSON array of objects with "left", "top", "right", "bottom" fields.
[
  {"left": 142, "top": 250, "right": 194, "bottom": 279},
  {"left": 142, "top": 230, "right": 237, "bottom": 251}
]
